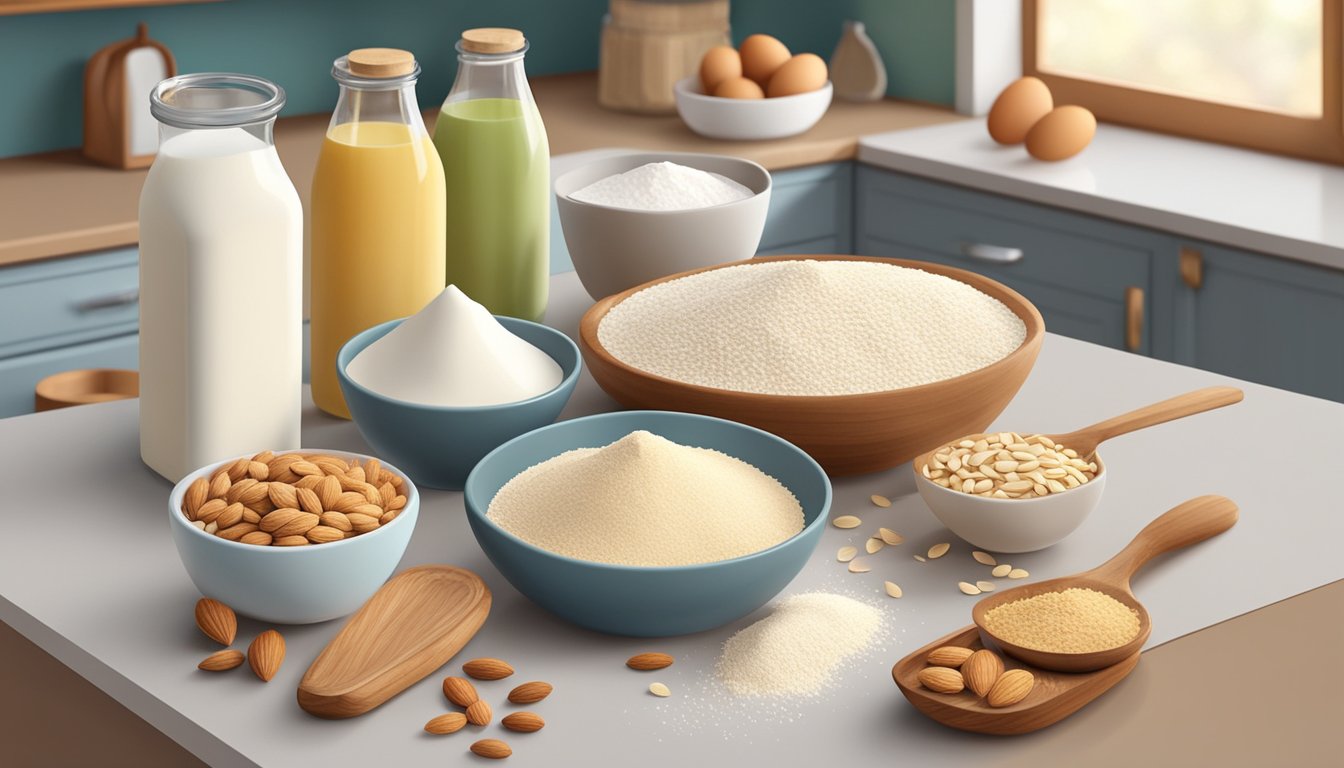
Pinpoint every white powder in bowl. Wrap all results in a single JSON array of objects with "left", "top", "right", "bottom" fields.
[
  {"left": 717, "top": 592, "right": 882, "bottom": 697},
  {"left": 597, "top": 259, "right": 1027, "bottom": 396},
  {"left": 486, "top": 430, "right": 803, "bottom": 566},
  {"left": 569, "top": 161, "right": 754, "bottom": 211}
]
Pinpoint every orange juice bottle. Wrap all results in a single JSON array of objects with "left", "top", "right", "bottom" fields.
[{"left": 309, "top": 48, "right": 446, "bottom": 418}]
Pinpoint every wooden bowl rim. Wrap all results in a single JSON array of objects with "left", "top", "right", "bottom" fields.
[
  {"left": 35, "top": 368, "right": 139, "bottom": 401},
  {"left": 578, "top": 254, "right": 1046, "bottom": 404}
]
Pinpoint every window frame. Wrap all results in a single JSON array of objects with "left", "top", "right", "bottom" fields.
[{"left": 1023, "top": 0, "right": 1344, "bottom": 165}]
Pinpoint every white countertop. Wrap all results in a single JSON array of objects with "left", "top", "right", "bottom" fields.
[
  {"left": 2, "top": 270, "right": 1342, "bottom": 766},
  {"left": 859, "top": 120, "right": 1344, "bottom": 270}
]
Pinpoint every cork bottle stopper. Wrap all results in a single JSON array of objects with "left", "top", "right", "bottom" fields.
[
  {"left": 347, "top": 48, "right": 416, "bottom": 78},
  {"left": 460, "top": 28, "right": 525, "bottom": 54}
]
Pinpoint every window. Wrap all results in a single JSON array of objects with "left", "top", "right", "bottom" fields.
[{"left": 1025, "top": 0, "right": 1343, "bottom": 164}]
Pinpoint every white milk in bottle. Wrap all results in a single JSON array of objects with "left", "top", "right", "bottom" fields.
[{"left": 139, "top": 74, "right": 302, "bottom": 481}]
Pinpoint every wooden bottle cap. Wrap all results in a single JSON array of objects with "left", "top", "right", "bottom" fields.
[
  {"left": 347, "top": 48, "right": 416, "bottom": 78},
  {"left": 460, "top": 28, "right": 525, "bottom": 54}
]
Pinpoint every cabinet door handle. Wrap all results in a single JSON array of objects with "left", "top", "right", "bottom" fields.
[
  {"left": 1179, "top": 246, "right": 1203, "bottom": 289},
  {"left": 74, "top": 289, "right": 139, "bottom": 312},
  {"left": 961, "top": 242, "right": 1024, "bottom": 264},
  {"left": 1125, "top": 286, "right": 1144, "bottom": 352}
]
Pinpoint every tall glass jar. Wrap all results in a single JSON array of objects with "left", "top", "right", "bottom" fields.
[
  {"left": 310, "top": 48, "right": 447, "bottom": 419},
  {"left": 434, "top": 28, "right": 550, "bottom": 321},
  {"left": 139, "top": 73, "right": 302, "bottom": 482}
]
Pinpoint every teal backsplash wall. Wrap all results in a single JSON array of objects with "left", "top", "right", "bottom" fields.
[{"left": 0, "top": 0, "right": 953, "bottom": 159}]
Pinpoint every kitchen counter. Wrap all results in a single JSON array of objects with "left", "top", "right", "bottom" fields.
[
  {"left": 859, "top": 120, "right": 1344, "bottom": 270},
  {"left": 0, "top": 71, "right": 960, "bottom": 267},
  {"left": 1, "top": 269, "right": 1341, "bottom": 766}
]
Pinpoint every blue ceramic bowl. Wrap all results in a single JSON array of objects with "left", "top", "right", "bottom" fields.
[
  {"left": 337, "top": 316, "right": 582, "bottom": 490},
  {"left": 168, "top": 449, "right": 419, "bottom": 624},
  {"left": 463, "top": 410, "right": 831, "bottom": 637}
]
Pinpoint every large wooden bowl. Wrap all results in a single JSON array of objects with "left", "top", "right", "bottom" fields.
[{"left": 578, "top": 255, "right": 1045, "bottom": 476}]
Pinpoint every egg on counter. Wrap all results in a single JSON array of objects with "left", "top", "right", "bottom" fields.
[
  {"left": 766, "top": 53, "right": 828, "bottom": 98},
  {"left": 700, "top": 45, "right": 742, "bottom": 93},
  {"left": 1025, "top": 105, "right": 1097, "bottom": 161},
  {"left": 713, "top": 76, "right": 765, "bottom": 99},
  {"left": 987, "top": 76, "right": 1053, "bottom": 145},
  {"left": 739, "top": 34, "right": 792, "bottom": 86}
]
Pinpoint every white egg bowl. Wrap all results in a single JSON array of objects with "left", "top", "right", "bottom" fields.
[{"left": 674, "top": 77, "right": 833, "bottom": 140}]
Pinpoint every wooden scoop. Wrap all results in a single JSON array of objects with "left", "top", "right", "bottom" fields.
[
  {"left": 1044, "top": 386, "right": 1243, "bottom": 460},
  {"left": 971, "top": 495, "right": 1238, "bottom": 672},
  {"left": 298, "top": 565, "right": 491, "bottom": 718}
]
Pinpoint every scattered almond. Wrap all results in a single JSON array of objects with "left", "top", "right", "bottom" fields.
[
  {"left": 832, "top": 515, "right": 861, "bottom": 529},
  {"left": 992, "top": 564, "right": 1013, "bottom": 578},
  {"left": 470, "top": 738, "right": 512, "bottom": 760},
  {"left": 463, "top": 658, "right": 514, "bottom": 681},
  {"left": 465, "top": 699, "right": 493, "bottom": 726},
  {"left": 884, "top": 581, "right": 902, "bottom": 598},
  {"left": 987, "top": 668, "right": 1035, "bottom": 707},
  {"left": 247, "top": 629, "right": 285, "bottom": 682},
  {"left": 197, "top": 649, "right": 244, "bottom": 672},
  {"left": 507, "top": 681, "right": 554, "bottom": 704},
  {"left": 917, "top": 666, "right": 964, "bottom": 694},
  {"left": 501, "top": 712, "right": 545, "bottom": 733},
  {"left": 194, "top": 598, "right": 237, "bottom": 646},
  {"left": 425, "top": 712, "right": 468, "bottom": 734},
  {"left": 928, "top": 542, "right": 951, "bottom": 559},
  {"left": 870, "top": 494, "right": 892, "bottom": 508},
  {"left": 962, "top": 649, "right": 1004, "bottom": 697},
  {"left": 443, "top": 676, "right": 479, "bottom": 707},
  {"left": 648, "top": 682, "right": 672, "bottom": 697},
  {"left": 627, "top": 653, "right": 674, "bottom": 671},
  {"left": 836, "top": 546, "right": 858, "bottom": 563},
  {"left": 926, "top": 646, "right": 974, "bottom": 668},
  {"left": 972, "top": 551, "right": 997, "bottom": 566}
]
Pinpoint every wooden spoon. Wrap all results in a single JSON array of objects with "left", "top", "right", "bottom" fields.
[
  {"left": 1045, "top": 386, "right": 1243, "bottom": 460},
  {"left": 298, "top": 565, "right": 491, "bottom": 718},
  {"left": 971, "top": 495, "right": 1238, "bottom": 672}
]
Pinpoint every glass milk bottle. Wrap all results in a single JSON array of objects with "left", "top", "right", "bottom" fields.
[
  {"left": 310, "top": 48, "right": 447, "bottom": 418},
  {"left": 139, "top": 74, "right": 302, "bottom": 482},
  {"left": 434, "top": 28, "right": 550, "bottom": 321}
]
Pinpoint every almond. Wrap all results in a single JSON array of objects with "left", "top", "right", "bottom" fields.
[
  {"left": 389, "top": 495, "right": 407, "bottom": 511},
  {"left": 470, "top": 739, "right": 512, "bottom": 760},
  {"left": 987, "top": 668, "right": 1035, "bottom": 707},
  {"left": 346, "top": 465, "right": 367, "bottom": 484},
  {"left": 273, "top": 535, "right": 309, "bottom": 546},
  {"left": 251, "top": 450, "right": 274, "bottom": 464},
  {"left": 463, "top": 658, "right": 514, "bottom": 680},
  {"left": 424, "top": 712, "right": 468, "bottom": 735},
  {"left": 917, "top": 666, "right": 964, "bottom": 694},
  {"left": 225, "top": 477, "right": 258, "bottom": 505},
  {"left": 626, "top": 652, "right": 674, "bottom": 671},
  {"left": 332, "top": 491, "right": 368, "bottom": 512},
  {"left": 364, "top": 459, "right": 382, "bottom": 485},
  {"left": 290, "top": 460, "right": 322, "bottom": 477},
  {"left": 242, "top": 506, "right": 264, "bottom": 524},
  {"left": 216, "top": 502, "right": 245, "bottom": 530},
  {"left": 195, "top": 498, "right": 227, "bottom": 524},
  {"left": 926, "top": 646, "right": 974, "bottom": 668},
  {"left": 379, "top": 509, "right": 399, "bottom": 525},
  {"left": 320, "top": 511, "right": 353, "bottom": 532},
  {"left": 443, "top": 676, "right": 479, "bottom": 707},
  {"left": 217, "top": 522, "right": 259, "bottom": 541},
  {"left": 346, "top": 513, "right": 380, "bottom": 533},
  {"left": 247, "top": 460, "right": 269, "bottom": 480},
  {"left": 465, "top": 699, "right": 492, "bottom": 726},
  {"left": 194, "top": 598, "right": 237, "bottom": 646},
  {"left": 267, "top": 482, "right": 298, "bottom": 510},
  {"left": 226, "top": 457, "right": 251, "bottom": 482},
  {"left": 507, "top": 681, "right": 553, "bottom": 704},
  {"left": 962, "top": 649, "right": 1004, "bottom": 697},
  {"left": 198, "top": 649, "right": 244, "bottom": 672},
  {"left": 260, "top": 508, "right": 319, "bottom": 537},
  {"left": 207, "top": 470, "right": 231, "bottom": 500},
  {"left": 305, "top": 525, "right": 345, "bottom": 544},
  {"left": 240, "top": 530, "right": 273, "bottom": 546},
  {"left": 313, "top": 457, "right": 348, "bottom": 477},
  {"left": 248, "top": 629, "right": 285, "bottom": 682},
  {"left": 318, "top": 475, "right": 342, "bottom": 510},
  {"left": 296, "top": 487, "right": 323, "bottom": 516},
  {"left": 378, "top": 482, "right": 396, "bottom": 507},
  {"left": 184, "top": 477, "right": 209, "bottom": 518},
  {"left": 501, "top": 712, "right": 545, "bottom": 733},
  {"left": 295, "top": 474, "right": 323, "bottom": 490}
]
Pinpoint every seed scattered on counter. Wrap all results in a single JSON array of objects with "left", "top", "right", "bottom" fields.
[
  {"left": 917, "top": 666, "right": 964, "bottom": 694},
  {"left": 247, "top": 629, "right": 285, "bottom": 682},
  {"left": 424, "top": 712, "right": 468, "bottom": 735},
  {"left": 649, "top": 682, "right": 672, "bottom": 697},
  {"left": 502, "top": 712, "right": 545, "bottom": 733},
  {"left": 922, "top": 432, "right": 1098, "bottom": 499},
  {"left": 465, "top": 699, "right": 493, "bottom": 726},
  {"left": 976, "top": 580, "right": 996, "bottom": 592},
  {"left": 865, "top": 538, "right": 885, "bottom": 554},
  {"left": 914, "top": 555, "right": 926, "bottom": 563},
  {"left": 508, "top": 681, "right": 555, "bottom": 704},
  {"left": 925, "top": 646, "right": 974, "bottom": 668},
  {"left": 987, "top": 668, "right": 1036, "bottom": 707},
  {"left": 1008, "top": 568, "right": 1030, "bottom": 579},
  {"left": 833, "top": 515, "right": 862, "bottom": 529},
  {"left": 847, "top": 558, "right": 871, "bottom": 574},
  {"left": 992, "top": 564, "right": 1013, "bottom": 578},
  {"left": 463, "top": 658, "right": 514, "bottom": 680},
  {"left": 957, "top": 581, "right": 981, "bottom": 596},
  {"left": 879, "top": 528, "right": 903, "bottom": 546},
  {"left": 443, "top": 676, "right": 480, "bottom": 707},
  {"left": 627, "top": 652, "right": 674, "bottom": 671},
  {"left": 884, "top": 581, "right": 903, "bottom": 598},
  {"left": 962, "top": 649, "right": 1004, "bottom": 697},
  {"left": 972, "top": 551, "right": 997, "bottom": 566},
  {"left": 194, "top": 598, "right": 237, "bottom": 646},
  {"left": 870, "top": 494, "right": 892, "bottom": 508},
  {"left": 837, "top": 546, "right": 858, "bottom": 562},
  {"left": 470, "top": 738, "right": 512, "bottom": 760},
  {"left": 983, "top": 587, "right": 1140, "bottom": 653},
  {"left": 928, "top": 543, "right": 950, "bottom": 559},
  {"left": 198, "top": 649, "right": 244, "bottom": 672}
]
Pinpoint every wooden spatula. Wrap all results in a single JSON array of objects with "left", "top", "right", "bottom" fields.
[{"left": 298, "top": 565, "right": 491, "bottom": 718}]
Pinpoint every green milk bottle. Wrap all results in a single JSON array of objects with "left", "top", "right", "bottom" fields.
[{"left": 434, "top": 27, "right": 550, "bottom": 321}]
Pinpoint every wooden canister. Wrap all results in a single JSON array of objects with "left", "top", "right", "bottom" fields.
[
  {"left": 82, "top": 23, "right": 176, "bottom": 169},
  {"left": 598, "top": 0, "right": 730, "bottom": 114},
  {"left": 35, "top": 369, "right": 139, "bottom": 412}
]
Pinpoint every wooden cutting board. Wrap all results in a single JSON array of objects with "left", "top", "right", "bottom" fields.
[{"left": 298, "top": 565, "right": 491, "bottom": 719}]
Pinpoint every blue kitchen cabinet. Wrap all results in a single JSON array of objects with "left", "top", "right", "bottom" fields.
[
  {"left": 0, "top": 333, "right": 138, "bottom": 417},
  {"left": 1166, "top": 242, "right": 1344, "bottom": 402},
  {"left": 758, "top": 162, "right": 853, "bottom": 255}
]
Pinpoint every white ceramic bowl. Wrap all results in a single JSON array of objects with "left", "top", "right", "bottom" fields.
[
  {"left": 554, "top": 151, "right": 771, "bottom": 299},
  {"left": 674, "top": 77, "right": 833, "bottom": 140},
  {"left": 913, "top": 455, "right": 1107, "bottom": 553},
  {"left": 168, "top": 449, "right": 419, "bottom": 624}
]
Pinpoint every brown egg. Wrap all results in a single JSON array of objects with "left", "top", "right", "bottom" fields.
[
  {"left": 713, "top": 76, "right": 765, "bottom": 99},
  {"left": 1025, "top": 105, "right": 1096, "bottom": 161},
  {"left": 738, "top": 34, "right": 791, "bottom": 86},
  {"left": 699, "top": 45, "right": 742, "bottom": 93},
  {"left": 766, "top": 53, "right": 828, "bottom": 97},
  {"left": 987, "top": 76, "right": 1053, "bottom": 145}
]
